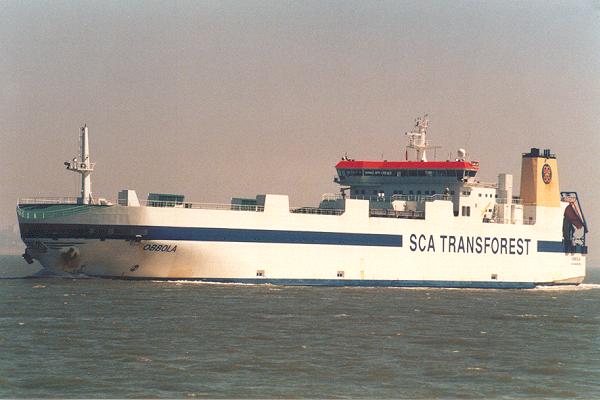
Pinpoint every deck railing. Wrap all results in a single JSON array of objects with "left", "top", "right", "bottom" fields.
[
  {"left": 16, "top": 204, "right": 94, "bottom": 219},
  {"left": 138, "top": 200, "right": 265, "bottom": 212},
  {"left": 290, "top": 207, "right": 344, "bottom": 216},
  {"left": 18, "top": 197, "right": 80, "bottom": 205},
  {"left": 369, "top": 209, "right": 425, "bottom": 219}
]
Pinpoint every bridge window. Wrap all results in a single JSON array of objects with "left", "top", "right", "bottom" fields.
[
  {"left": 340, "top": 169, "right": 362, "bottom": 176},
  {"left": 364, "top": 169, "right": 396, "bottom": 176}
]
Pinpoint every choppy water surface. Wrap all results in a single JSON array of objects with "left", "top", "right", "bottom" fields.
[{"left": 1, "top": 255, "right": 599, "bottom": 398}]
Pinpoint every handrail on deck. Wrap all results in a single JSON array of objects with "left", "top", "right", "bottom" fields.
[
  {"left": 290, "top": 207, "right": 344, "bottom": 216},
  {"left": 138, "top": 200, "right": 265, "bottom": 212},
  {"left": 18, "top": 197, "right": 80, "bottom": 205}
]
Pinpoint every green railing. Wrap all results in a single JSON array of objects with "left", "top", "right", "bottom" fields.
[{"left": 16, "top": 204, "right": 98, "bottom": 220}]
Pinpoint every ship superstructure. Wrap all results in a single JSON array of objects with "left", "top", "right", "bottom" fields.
[{"left": 17, "top": 117, "right": 588, "bottom": 287}]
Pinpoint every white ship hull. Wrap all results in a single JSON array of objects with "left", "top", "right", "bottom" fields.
[{"left": 18, "top": 196, "right": 586, "bottom": 288}]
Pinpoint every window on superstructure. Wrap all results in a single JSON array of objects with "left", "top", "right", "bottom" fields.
[
  {"left": 364, "top": 170, "right": 374, "bottom": 176},
  {"left": 409, "top": 190, "right": 414, "bottom": 195},
  {"left": 417, "top": 170, "right": 426, "bottom": 177},
  {"left": 425, "top": 191, "right": 430, "bottom": 195},
  {"left": 425, "top": 170, "right": 433, "bottom": 177}
]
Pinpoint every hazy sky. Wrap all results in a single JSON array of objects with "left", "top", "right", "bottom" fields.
[{"left": 1, "top": 1, "right": 599, "bottom": 263}]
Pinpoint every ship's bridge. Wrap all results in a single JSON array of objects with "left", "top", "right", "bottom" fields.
[{"left": 335, "top": 160, "right": 479, "bottom": 198}]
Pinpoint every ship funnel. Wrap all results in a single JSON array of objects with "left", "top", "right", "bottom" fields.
[{"left": 519, "top": 148, "right": 560, "bottom": 207}]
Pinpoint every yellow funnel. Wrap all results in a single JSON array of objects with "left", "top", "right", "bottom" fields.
[{"left": 519, "top": 148, "right": 560, "bottom": 207}]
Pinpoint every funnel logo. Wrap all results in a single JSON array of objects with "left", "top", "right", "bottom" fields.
[{"left": 542, "top": 164, "right": 552, "bottom": 184}]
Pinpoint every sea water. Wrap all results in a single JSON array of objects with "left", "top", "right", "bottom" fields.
[{"left": 1, "top": 254, "right": 599, "bottom": 398}]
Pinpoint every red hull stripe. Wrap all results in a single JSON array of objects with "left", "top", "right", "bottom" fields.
[{"left": 335, "top": 160, "right": 479, "bottom": 170}]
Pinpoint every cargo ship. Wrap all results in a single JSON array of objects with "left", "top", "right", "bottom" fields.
[{"left": 17, "top": 117, "right": 588, "bottom": 287}]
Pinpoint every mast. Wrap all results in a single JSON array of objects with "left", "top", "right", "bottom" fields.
[
  {"left": 64, "top": 124, "right": 95, "bottom": 204},
  {"left": 405, "top": 114, "right": 440, "bottom": 162}
]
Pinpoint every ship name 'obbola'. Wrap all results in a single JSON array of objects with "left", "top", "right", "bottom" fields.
[{"left": 17, "top": 117, "right": 589, "bottom": 288}]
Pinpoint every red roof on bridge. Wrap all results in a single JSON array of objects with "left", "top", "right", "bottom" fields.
[{"left": 335, "top": 160, "right": 479, "bottom": 170}]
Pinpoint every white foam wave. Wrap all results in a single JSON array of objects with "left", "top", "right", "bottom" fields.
[
  {"left": 532, "top": 283, "right": 600, "bottom": 291},
  {"left": 153, "top": 280, "right": 264, "bottom": 286}
]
